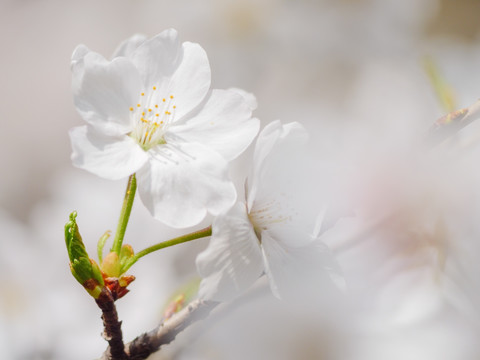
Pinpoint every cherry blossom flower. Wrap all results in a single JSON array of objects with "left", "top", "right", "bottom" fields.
[
  {"left": 69, "top": 29, "right": 259, "bottom": 228},
  {"left": 196, "top": 121, "right": 342, "bottom": 302}
]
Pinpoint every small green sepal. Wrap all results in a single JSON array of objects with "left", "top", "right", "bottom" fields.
[
  {"left": 97, "top": 230, "right": 111, "bottom": 264},
  {"left": 119, "top": 244, "right": 134, "bottom": 272}
]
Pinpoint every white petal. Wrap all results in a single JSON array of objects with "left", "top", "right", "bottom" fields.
[
  {"left": 228, "top": 87, "right": 258, "bottom": 110},
  {"left": 312, "top": 206, "right": 328, "bottom": 238},
  {"left": 196, "top": 202, "right": 264, "bottom": 302},
  {"left": 136, "top": 142, "right": 236, "bottom": 228},
  {"left": 172, "top": 89, "right": 259, "bottom": 161},
  {"left": 247, "top": 121, "right": 309, "bottom": 209},
  {"left": 112, "top": 34, "right": 147, "bottom": 59},
  {"left": 72, "top": 47, "right": 142, "bottom": 136},
  {"left": 261, "top": 231, "right": 344, "bottom": 301},
  {"left": 246, "top": 121, "right": 320, "bottom": 247},
  {"left": 132, "top": 30, "right": 211, "bottom": 121},
  {"left": 69, "top": 126, "right": 149, "bottom": 180},
  {"left": 131, "top": 29, "right": 181, "bottom": 82},
  {"left": 71, "top": 44, "right": 90, "bottom": 67}
]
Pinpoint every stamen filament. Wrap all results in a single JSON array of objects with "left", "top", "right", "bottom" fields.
[{"left": 129, "top": 89, "right": 176, "bottom": 150}]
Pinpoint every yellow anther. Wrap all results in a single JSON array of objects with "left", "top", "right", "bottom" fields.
[
  {"left": 155, "top": 104, "right": 158, "bottom": 108},
  {"left": 155, "top": 114, "right": 159, "bottom": 117},
  {"left": 160, "top": 121, "right": 164, "bottom": 124},
  {"left": 153, "top": 86, "right": 156, "bottom": 90},
  {"left": 137, "top": 104, "right": 141, "bottom": 107},
  {"left": 129, "top": 107, "right": 133, "bottom": 111},
  {"left": 141, "top": 92, "right": 145, "bottom": 96},
  {"left": 165, "top": 111, "right": 171, "bottom": 115},
  {"left": 142, "top": 112, "right": 145, "bottom": 116},
  {"left": 163, "top": 98, "right": 166, "bottom": 102},
  {"left": 170, "top": 95, "right": 174, "bottom": 99},
  {"left": 148, "top": 109, "right": 152, "bottom": 112},
  {"left": 173, "top": 105, "right": 176, "bottom": 109}
]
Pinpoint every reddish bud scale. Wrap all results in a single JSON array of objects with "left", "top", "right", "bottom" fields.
[{"left": 103, "top": 275, "right": 136, "bottom": 301}]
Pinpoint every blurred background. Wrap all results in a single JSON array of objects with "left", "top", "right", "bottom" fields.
[{"left": 2, "top": 0, "right": 480, "bottom": 359}]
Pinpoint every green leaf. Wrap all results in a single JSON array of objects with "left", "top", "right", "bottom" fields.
[
  {"left": 64, "top": 211, "right": 105, "bottom": 298},
  {"left": 65, "top": 211, "right": 89, "bottom": 263},
  {"left": 71, "top": 257, "right": 93, "bottom": 282},
  {"left": 91, "top": 259, "right": 105, "bottom": 286}
]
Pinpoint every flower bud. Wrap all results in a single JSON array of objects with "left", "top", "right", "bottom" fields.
[
  {"left": 101, "top": 252, "right": 121, "bottom": 278},
  {"left": 120, "top": 244, "right": 134, "bottom": 259},
  {"left": 119, "top": 244, "right": 134, "bottom": 269}
]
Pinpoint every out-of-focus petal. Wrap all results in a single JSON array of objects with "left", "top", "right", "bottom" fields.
[
  {"left": 69, "top": 126, "right": 148, "bottom": 180},
  {"left": 261, "top": 230, "right": 344, "bottom": 301},
  {"left": 196, "top": 202, "right": 264, "bottom": 302},
  {"left": 247, "top": 121, "right": 308, "bottom": 210},
  {"left": 247, "top": 121, "right": 318, "bottom": 247}
]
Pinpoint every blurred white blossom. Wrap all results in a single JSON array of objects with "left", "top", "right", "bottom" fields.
[{"left": 197, "top": 121, "right": 341, "bottom": 302}]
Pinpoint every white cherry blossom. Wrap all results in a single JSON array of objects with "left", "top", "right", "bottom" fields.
[
  {"left": 69, "top": 29, "right": 259, "bottom": 228},
  {"left": 196, "top": 121, "right": 342, "bottom": 302}
]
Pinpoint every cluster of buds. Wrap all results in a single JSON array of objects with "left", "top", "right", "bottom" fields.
[{"left": 65, "top": 212, "right": 135, "bottom": 300}]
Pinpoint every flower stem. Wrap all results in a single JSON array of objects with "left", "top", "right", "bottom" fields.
[
  {"left": 112, "top": 174, "right": 137, "bottom": 255},
  {"left": 122, "top": 226, "right": 212, "bottom": 273}
]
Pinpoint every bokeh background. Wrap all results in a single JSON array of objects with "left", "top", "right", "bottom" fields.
[{"left": 2, "top": 0, "right": 480, "bottom": 359}]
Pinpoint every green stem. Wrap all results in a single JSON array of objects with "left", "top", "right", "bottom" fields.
[
  {"left": 122, "top": 226, "right": 212, "bottom": 273},
  {"left": 111, "top": 174, "right": 137, "bottom": 255}
]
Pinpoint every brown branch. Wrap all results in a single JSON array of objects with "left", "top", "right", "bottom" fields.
[
  {"left": 98, "top": 299, "right": 217, "bottom": 360},
  {"left": 95, "top": 288, "right": 127, "bottom": 360}
]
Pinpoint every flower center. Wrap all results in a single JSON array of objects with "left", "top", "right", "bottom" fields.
[
  {"left": 248, "top": 199, "right": 291, "bottom": 241},
  {"left": 129, "top": 87, "right": 177, "bottom": 151}
]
